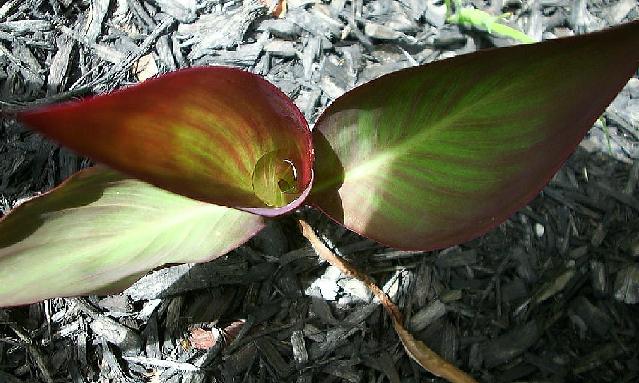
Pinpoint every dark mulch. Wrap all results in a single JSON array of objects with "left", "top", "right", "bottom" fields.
[{"left": 1, "top": 0, "right": 638, "bottom": 382}]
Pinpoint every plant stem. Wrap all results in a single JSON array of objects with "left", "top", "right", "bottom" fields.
[{"left": 298, "top": 219, "right": 478, "bottom": 383}]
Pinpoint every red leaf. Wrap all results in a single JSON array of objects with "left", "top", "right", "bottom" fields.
[
  {"left": 310, "top": 21, "right": 639, "bottom": 250},
  {"left": 18, "top": 67, "right": 313, "bottom": 216}
]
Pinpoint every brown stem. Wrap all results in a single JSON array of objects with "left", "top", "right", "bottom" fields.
[{"left": 299, "top": 219, "right": 478, "bottom": 383}]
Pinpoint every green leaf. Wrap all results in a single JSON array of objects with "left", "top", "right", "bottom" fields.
[
  {"left": 310, "top": 21, "right": 639, "bottom": 250},
  {"left": 447, "top": 8, "right": 536, "bottom": 44},
  {"left": 18, "top": 67, "right": 314, "bottom": 216},
  {"left": 0, "top": 166, "right": 264, "bottom": 306}
]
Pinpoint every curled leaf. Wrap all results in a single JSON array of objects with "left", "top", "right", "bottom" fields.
[{"left": 18, "top": 67, "right": 314, "bottom": 216}]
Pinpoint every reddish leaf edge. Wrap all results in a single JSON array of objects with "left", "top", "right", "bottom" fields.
[
  {"left": 242, "top": 171, "right": 314, "bottom": 217},
  {"left": 308, "top": 20, "right": 639, "bottom": 252},
  {"left": 17, "top": 67, "right": 315, "bottom": 217}
]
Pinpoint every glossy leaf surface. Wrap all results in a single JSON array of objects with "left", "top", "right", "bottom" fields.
[
  {"left": 311, "top": 21, "right": 639, "bottom": 250},
  {"left": 18, "top": 67, "right": 313, "bottom": 216},
  {"left": 0, "top": 166, "right": 264, "bottom": 306}
]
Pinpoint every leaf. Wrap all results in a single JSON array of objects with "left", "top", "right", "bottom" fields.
[
  {"left": 18, "top": 67, "right": 313, "bottom": 216},
  {"left": 447, "top": 8, "right": 535, "bottom": 44},
  {"left": 0, "top": 166, "right": 264, "bottom": 307},
  {"left": 310, "top": 21, "right": 639, "bottom": 250}
]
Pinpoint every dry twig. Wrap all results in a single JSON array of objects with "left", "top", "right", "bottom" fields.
[{"left": 299, "top": 220, "right": 478, "bottom": 383}]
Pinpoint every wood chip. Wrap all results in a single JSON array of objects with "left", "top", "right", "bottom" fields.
[
  {"left": 613, "top": 264, "right": 639, "bottom": 304},
  {"left": 409, "top": 299, "right": 446, "bottom": 332},
  {"left": 85, "top": 0, "right": 110, "bottom": 42},
  {"left": 482, "top": 321, "right": 541, "bottom": 368}
]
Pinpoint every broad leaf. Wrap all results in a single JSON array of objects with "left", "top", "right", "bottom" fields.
[
  {"left": 0, "top": 166, "right": 264, "bottom": 306},
  {"left": 18, "top": 67, "right": 313, "bottom": 216},
  {"left": 311, "top": 21, "right": 639, "bottom": 250}
]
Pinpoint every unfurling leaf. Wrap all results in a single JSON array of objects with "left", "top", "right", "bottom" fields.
[
  {"left": 310, "top": 21, "right": 639, "bottom": 250},
  {"left": 18, "top": 67, "right": 314, "bottom": 216},
  {"left": 0, "top": 166, "right": 264, "bottom": 306}
]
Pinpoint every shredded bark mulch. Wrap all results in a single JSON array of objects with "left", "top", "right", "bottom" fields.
[{"left": 1, "top": 0, "right": 638, "bottom": 382}]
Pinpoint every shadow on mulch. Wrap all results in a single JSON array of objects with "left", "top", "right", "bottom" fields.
[
  {"left": 1, "top": 0, "right": 638, "bottom": 381},
  {"left": 1, "top": 121, "right": 638, "bottom": 382}
]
